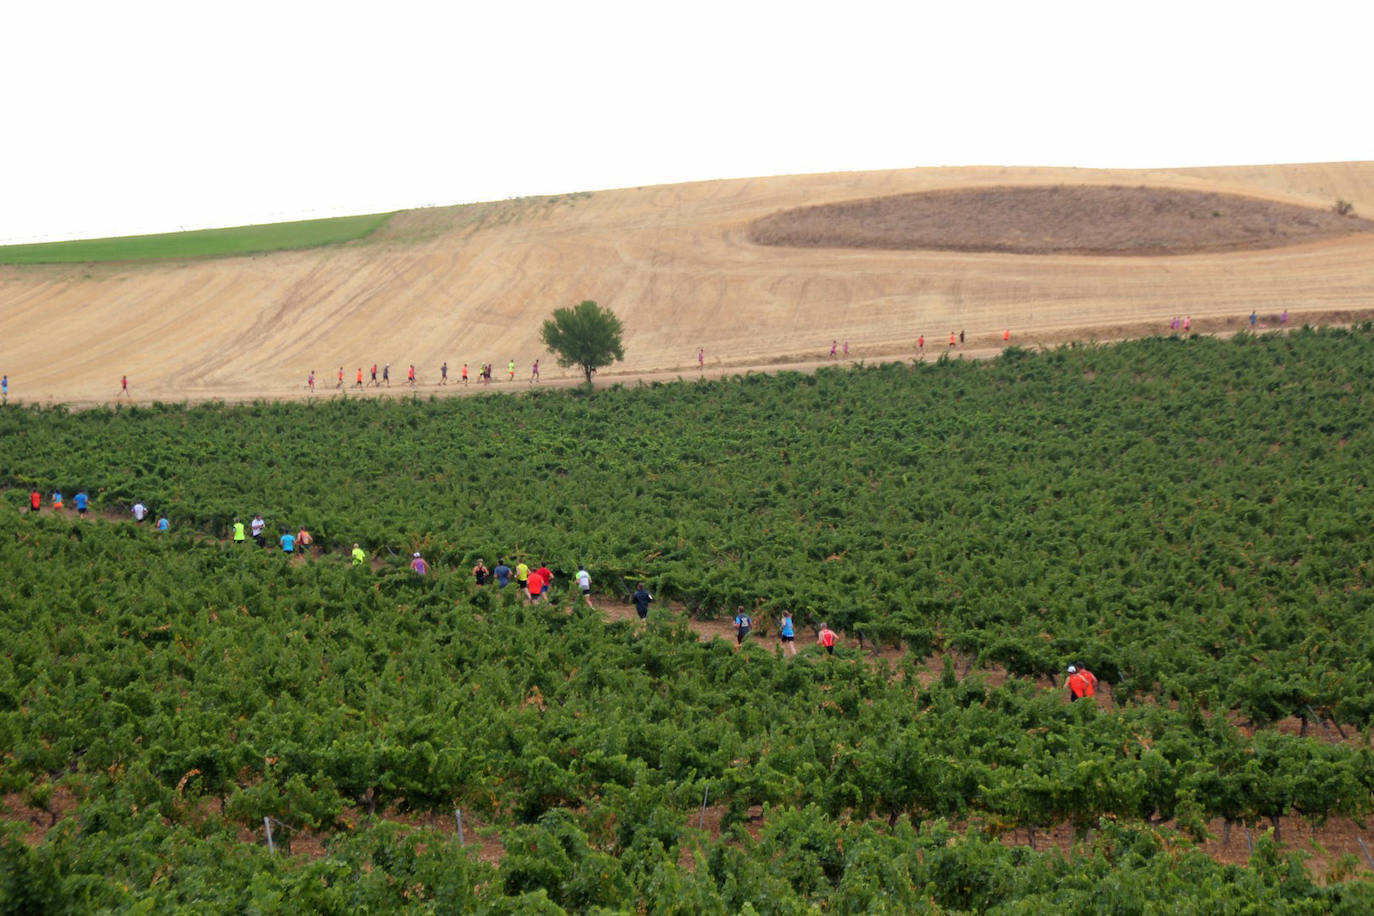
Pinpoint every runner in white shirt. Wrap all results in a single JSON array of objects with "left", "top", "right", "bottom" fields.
[
  {"left": 250, "top": 514, "right": 266, "bottom": 547},
  {"left": 132, "top": 502, "right": 147, "bottom": 522},
  {"left": 577, "top": 567, "right": 591, "bottom": 595}
]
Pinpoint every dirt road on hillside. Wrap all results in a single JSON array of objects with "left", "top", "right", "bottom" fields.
[{"left": 3, "top": 162, "right": 1374, "bottom": 407}]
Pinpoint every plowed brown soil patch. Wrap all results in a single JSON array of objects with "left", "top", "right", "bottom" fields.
[{"left": 749, "top": 185, "right": 1374, "bottom": 255}]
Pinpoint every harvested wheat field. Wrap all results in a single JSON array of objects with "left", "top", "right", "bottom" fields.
[{"left": 2, "top": 161, "right": 1374, "bottom": 406}]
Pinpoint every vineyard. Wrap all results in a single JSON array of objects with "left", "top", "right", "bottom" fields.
[{"left": 2, "top": 327, "right": 1374, "bottom": 911}]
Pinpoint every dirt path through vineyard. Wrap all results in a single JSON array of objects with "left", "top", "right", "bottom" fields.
[{"left": 12, "top": 503, "right": 1374, "bottom": 873}]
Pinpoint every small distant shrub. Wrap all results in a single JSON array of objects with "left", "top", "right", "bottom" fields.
[{"left": 1333, "top": 199, "right": 1355, "bottom": 217}]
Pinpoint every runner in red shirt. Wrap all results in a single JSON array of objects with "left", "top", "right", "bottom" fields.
[
  {"left": 369, "top": 364, "right": 378, "bottom": 386},
  {"left": 535, "top": 564, "right": 553, "bottom": 596},
  {"left": 526, "top": 568, "right": 544, "bottom": 601},
  {"left": 817, "top": 623, "right": 838, "bottom": 655},
  {"left": 461, "top": 363, "right": 468, "bottom": 386},
  {"left": 355, "top": 368, "right": 364, "bottom": 388},
  {"left": 408, "top": 364, "right": 416, "bottom": 387},
  {"left": 29, "top": 490, "right": 41, "bottom": 512}
]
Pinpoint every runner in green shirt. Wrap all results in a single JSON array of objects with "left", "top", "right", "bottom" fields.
[
  {"left": 232, "top": 519, "right": 246, "bottom": 543},
  {"left": 351, "top": 544, "right": 367, "bottom": 566}
]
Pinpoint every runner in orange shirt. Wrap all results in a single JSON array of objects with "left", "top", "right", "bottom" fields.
[{"left": 1065, "top": 664, "right": 1097, "bottom": 702}]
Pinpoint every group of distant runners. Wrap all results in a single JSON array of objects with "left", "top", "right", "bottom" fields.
[
  {"left": 22, "top": 489, "right": 1100, "bottom": 684},
  {"left": 469, "top": 557, "right": 591, "bottom": 601},
  {"left": 732, "top": 607, "right": 838, "bottom": 656},
  {"left": 28, "top": 489, "right": 169, "bottom": 531},
  {"left": 303, "top": 359, "right": 544, "bottom": 393}
]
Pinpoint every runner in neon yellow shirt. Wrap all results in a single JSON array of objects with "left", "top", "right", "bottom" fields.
[
  {"left": 232, "top": 519, "right": 246, "bottom": 543},
  {"left": 351, "top": 544, "right": 367, "bottom": 566}
]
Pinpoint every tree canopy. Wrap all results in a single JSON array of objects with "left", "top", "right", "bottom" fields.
[{"left": 540, "top": 300, "right": 625, "bottom": 384}]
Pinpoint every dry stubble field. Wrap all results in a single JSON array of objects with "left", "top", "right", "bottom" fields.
[{"left": 2, "top": 162, "right": 1374, "bottom": 406}]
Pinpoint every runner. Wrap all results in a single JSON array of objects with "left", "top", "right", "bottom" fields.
[
  {"left": 74, "top": 491, "right": 88, "bottom": 516},
  {"left": 382, "top": 364, "right": 391, "bottom": 387},
  {"left": 251, "top": 514, "right": 266, "bottom": 547},
  {"left": 440, "top": 362, "right": 448, "bottom": 385},
  {"left": 462, "top": 363, "right": 469, "bottom": 386},
  {"left": 507, "top": 359, "right": 515, "bottom": 381},
  {"left": 697, "top": 347, "right": 704, "bottom": 369},
  {"left": 1249, "top": 310, "right": 1258, "bottom": 328},
  {"left": 829, "top": 340, "right": 837, "bottom": 359},
  {"left": 131, "top": 500, "right": 147, "bottom": 523},
  {"left": 779, "top": 611, "right": 796, "bottom": 656},
  {"left": 817, "top": 622, "right": 838, "bottom": 656},
  {"left": 29, "top": 490, "right": 40, "bottom": 513},
  {"left": 2, "top": 374, "right": 8, "bottom": 402},
  {"left": 918, "top": 334, "right": 924, "bottom": 354},
  {"left": 530, "top": 359, "right": 539, "bottom": 383},
  {"left": 51, "top": 490, "right": 64, "bottom": 510},
  {"left": 526, "top": 566, "right": 544, "bottom": 601},
  {"left": 408, "top": 364, "right": 416, "bottom": 387},
  {"left": 843, "top": 341, "right": 849, "bottom": 357},
  {"left": 959, "top": 329, "right": 965, "bottom": 344},
  {"left": 631, "top": 583, "right": 653, "bottom": 620},
  {"left": 472, "top": 558, "right": 489, "bottom": 586},
  {"left": 233, "top": 518, "right": 246, "bottom": 544},
  {"left": 1182, "top": 316, "right": 1191, "bottom": 333},
  {"left": 296, "top": 526, "right": 313, "bottom": 554},
  {"left": 1003, "top": 329, "right": 1011, "bottom": 343},
  {"left": 119, "top": 375, "right": 130, "bottom": 398},
  {"left": 1281, "top": 309, "right": 1288, "bottom": 326},
  {"left": 411, "top": 551, "right": 428, "bottom": 575},
  {"left": 351, "top": 543, "right": 367, "bottom": 566},
  {"left": 733, "top": 607, "right": 753, "bottom": 645},
  {"left": 515, "top": 560, "right": 530, "bottom": 592},
  {"left": 307, "top": 370, "right": 315, "bottom": 392},
  {"left": 280, "top": 530, "right": 295, "bottom": 554},
  {"left": 336, "top": 367, "right": 344, "bottom": 389},
  {"left": 1065, "top": 664, "right": 1097, "bottom": 702},
  {"left": 535, "top": 563, "right": 553, "bottom": 597},
  {"left": 369, "top": 364, "right": 378, "bottom": 386},
  {"left": 157, "top": 516, "right": 169, "bottom": 531},
  {"left": 494, "top": 559, "right": 512, "bottom": 588},
  {"left": 949, "top": 332, "right": 956, "bottom": 347},
  {"left": 576, "top": 566, "right": 591, "bottom": 600},
  {"left": 355, "top": 368, "right": 364, "bottom": 389}
]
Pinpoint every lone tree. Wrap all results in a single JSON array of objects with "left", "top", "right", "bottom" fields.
[{"left": 540, "top": 300, "right": 625, "bottom": 384}]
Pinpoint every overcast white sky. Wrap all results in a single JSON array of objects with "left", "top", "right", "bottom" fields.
[{"left": 3, "top": 0, "right": 1369, "bottom": 243}]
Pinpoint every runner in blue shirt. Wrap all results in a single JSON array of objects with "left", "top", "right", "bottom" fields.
[
  {"left": 779, "top": 612, "right": 797, "bottom": 656},
  {"left": 280, "top": 531, "right": 295, "bottom": 553},
  {"left": 74, "top": 491, "right": 89, "bottom": 516},
  {"left": 157, "top": 516, "right": 169, "bottom": 531},
  {"left": 494, "top": 559, "right": 512, "bottom": 587}
]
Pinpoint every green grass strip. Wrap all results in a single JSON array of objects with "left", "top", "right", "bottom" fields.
[{"left": 0, "top": 212, "right": 395, "bottom": 264}]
